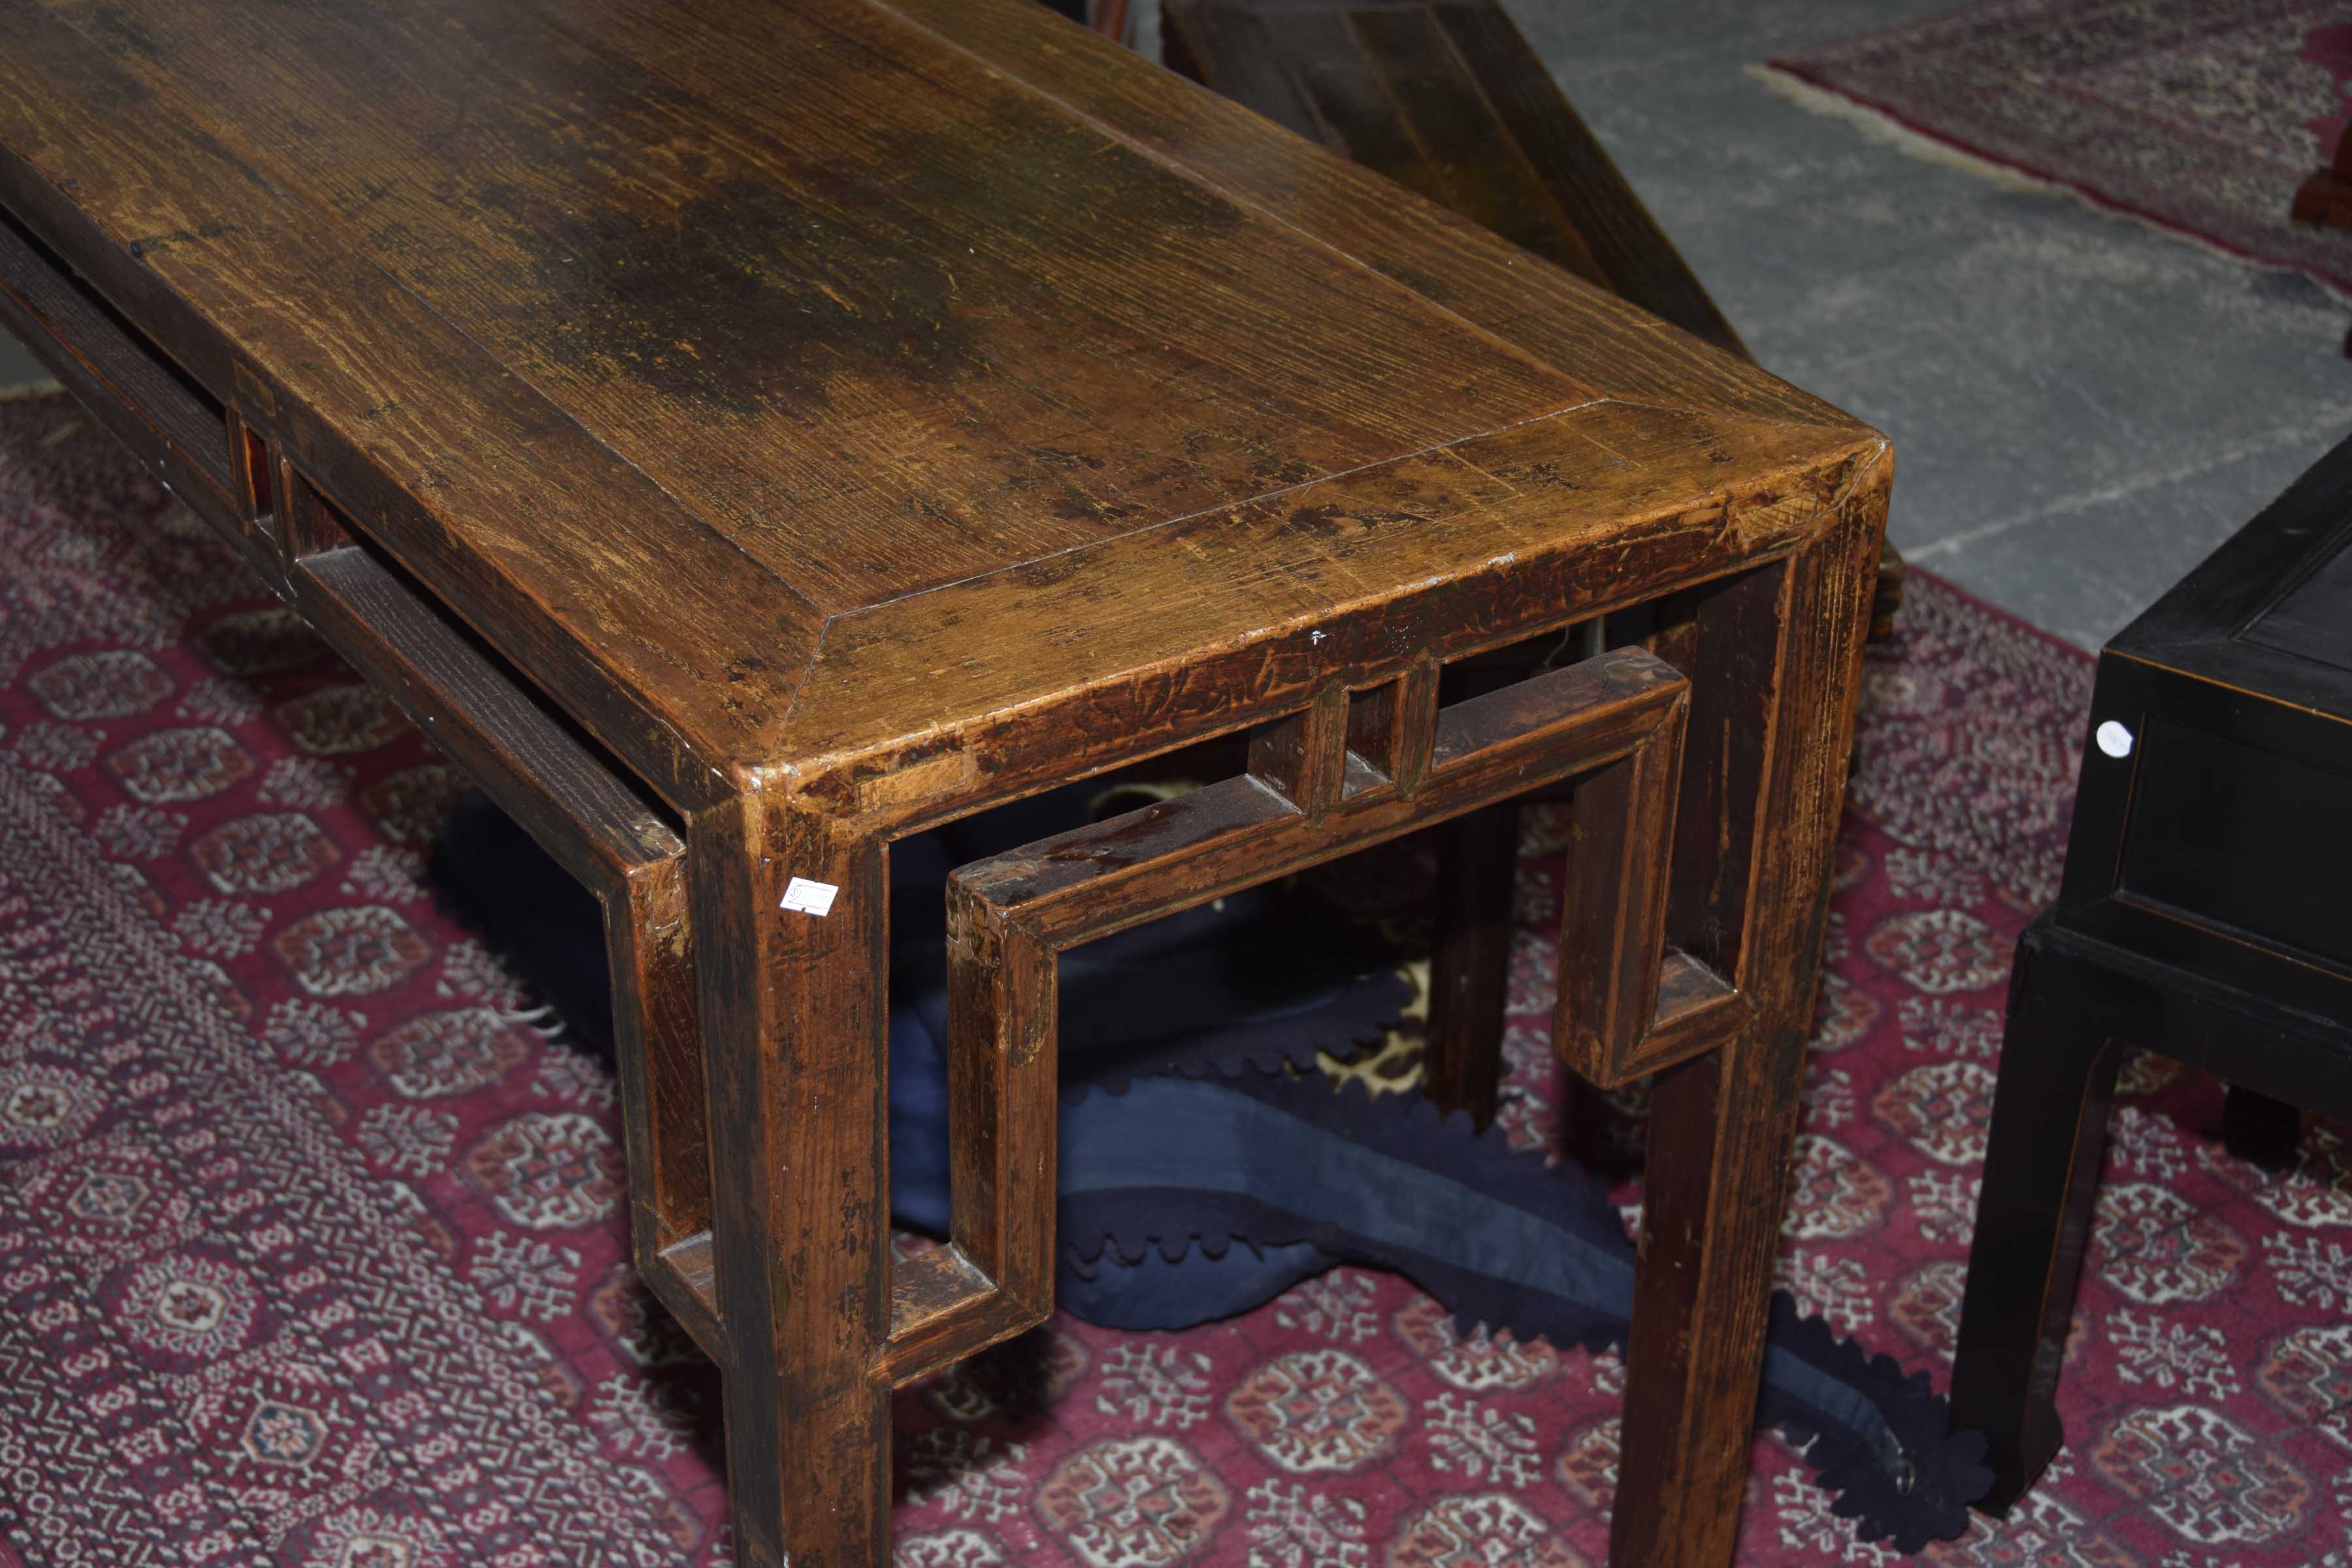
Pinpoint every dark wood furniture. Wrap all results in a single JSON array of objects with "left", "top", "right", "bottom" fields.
[
  {"left": 0, "top": 3, "right": 1889, "bottom": 1563},
  {"left": 1951, "top": 431, "right": 2352, "bottom": 1514}
]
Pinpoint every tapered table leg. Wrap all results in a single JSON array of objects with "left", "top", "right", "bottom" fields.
[
  {"left": 692, "top": 796, "right": 894, "bottom": 1568},
  {"left": 1949, "top": 923, "right": 2124, "bottom": 1516}
]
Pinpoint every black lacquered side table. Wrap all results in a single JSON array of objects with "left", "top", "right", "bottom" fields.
[{"left": 1951, "top": 431, "right": 2352, "bottom": 1512}]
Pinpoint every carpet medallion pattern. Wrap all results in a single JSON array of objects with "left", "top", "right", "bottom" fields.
[
  {"left": 1769, "top": 1, "right": 2352, "bottom": 303},
  {"left": 1, "top": 394, "right": 2348, "bottom": 1564}
]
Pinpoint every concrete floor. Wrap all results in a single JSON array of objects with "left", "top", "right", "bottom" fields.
[
  {"left": 7, "top": 0, "right": 2348, "bottom": 649},
  {"left": 1501, "top": 0, "right": 2352, "bottom": 649}
]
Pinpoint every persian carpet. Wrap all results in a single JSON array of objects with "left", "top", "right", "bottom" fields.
[
  {"left": 3, "top": 388, "right": 2350, "bottom": 1565},
  {"left": 1765, "top": 1, "right": 2352, "bottom": 302}
]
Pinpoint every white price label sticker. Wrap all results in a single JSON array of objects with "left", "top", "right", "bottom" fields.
[{"left": 779, "top": 877, "right": 840, "bottom": 917}]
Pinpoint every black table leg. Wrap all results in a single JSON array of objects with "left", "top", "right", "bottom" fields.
[
  {"left": 2223, "top": 1083, "right": 2304, "bottom": 1171},
  {"left": 1949, "top": 921, "right": 2125, "bottom": 1515}
]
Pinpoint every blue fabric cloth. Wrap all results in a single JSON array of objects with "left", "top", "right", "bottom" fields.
[{"left": 887, "top": 919, "right": 1986, "bottom": 1550}]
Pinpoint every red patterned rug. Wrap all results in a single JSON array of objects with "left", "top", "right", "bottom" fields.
[
  {"left": 1767, "top": 1, "right": 2352, "bottom": 302},
  {"left": 3, "top": 389, "right": 2349, "bottom": 1565}
]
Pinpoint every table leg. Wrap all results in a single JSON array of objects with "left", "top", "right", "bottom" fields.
[
  {"left": 691, "top": 796, "right": 894, "bottom": 1568},
  {"left": 1609, "top": 1023, "right": 1808, "bottom": 1568},
  {"left": 1950, "top": 924, "right": 2123, "bottom": 1515},
  {"left": 1606, "top": 493, "right": 1882, "bottom": 1565},
  {"left": 2223, "top": 1083, "right": 2303, "bottom": 1171},
  {"left": 1426, "top": 801, "right": 1516, "bottom": 1126}
]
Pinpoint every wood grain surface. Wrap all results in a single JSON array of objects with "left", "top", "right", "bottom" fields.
[
  {"left": 0, "top": 5, "right": 1892, "bottom": 1564},
  {"left": 0, "top": 0, "right": 1878, "bottom": 816}
]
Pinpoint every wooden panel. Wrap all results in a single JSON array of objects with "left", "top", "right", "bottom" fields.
[
  {"left": 0, "top": 0, "right": 1884, "bottom": 798},
  {"left": 2061, "top": 650, "right": 2352, "bottom": 1024},
  {"left": 0, "top": 7, "right": 822, "bottom": 802},
  {"left": 787, "top": 402, "right": 1884, "bottom": 805},
  {"left": 953, "top": 650, "right": 1682, "bottom": 933},
  {"left": 613, "top": 855, "right": 715, "bottom": 1260},
  {"left": 869, "top": 908, "right": 1060, "bottom": 1386},
  {"left": 892, "top": 0, "right": 1837, "bottom": 431},
  {"left": 1656, "top": 563, "right": 1784, "bottom": 987},
  {"left": 224, "top": 410, "right": 272, "bottom": 531},
  {"left": 274, "top": 461, "right": 356, "bottom": 565},
  {"left": 1248, "top": 684, "right": 1349, "bottom": 820},
  {"left": 293, "top": 543, "right": 715, "bottom": 1290},
  {"left": 2117, "top": 716, "right": 2352, "bottom": 973},
  {"left": 34, "top": 0, "right": 1598, "bottom": 615},
  {"left": 295, "top": 545, "right": 684, "bottom": 888},
  {"left": 1346, "top": 7, "right": 1576, "bottom": 250},
  {"left": 0, "top": 247, "right": 246, "bottom": 548},
  {"left": 1556, "top": 704, "right": 1689, "bottom": 1085},
  {"left": 2111, "top": 434, "right": 2352, "bottom": 722},
  {"left": 0, "top": 204, "right": 231, "bottom": 489},
  {"left": 1162, "top": 0, "right": 1921, "bottom": 653},
  {"left": 2242, "top": 535, "right": 2352, "bottom": 673},
  {"left": 650, "top": 1232, "right": 726, "bottom": 1363}
]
